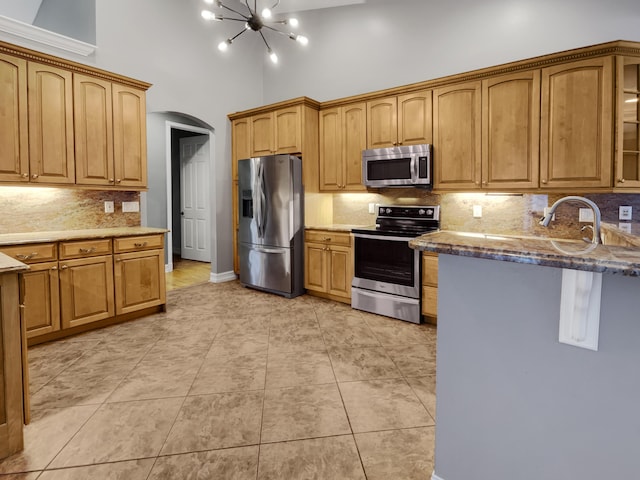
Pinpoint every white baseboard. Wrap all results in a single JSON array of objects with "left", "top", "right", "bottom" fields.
[
  {"left": 432, "top": 473, "right": 444, "bottom": 480},
  {"left": 210, "top": 271, "right": 237, "bottom": 283},
  {"left": 165, "top": 263, "right": 173, "bottom": 273}
]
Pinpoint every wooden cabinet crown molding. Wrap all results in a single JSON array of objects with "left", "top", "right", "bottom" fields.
[
  {"left": 0, "top": 41, "right": 151, "bottom": 91},
  {"left": 228, "top": 96, "right": 320, "bottom": 120}
]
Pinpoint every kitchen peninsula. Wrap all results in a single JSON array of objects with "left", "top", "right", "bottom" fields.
[{"left": 410, "top": 231, "right": 640, "bottom": 480}]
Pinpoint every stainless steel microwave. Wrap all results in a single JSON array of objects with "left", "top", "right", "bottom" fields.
[{"left": 362, "top": 144, "right": 432, "bottom": 187}]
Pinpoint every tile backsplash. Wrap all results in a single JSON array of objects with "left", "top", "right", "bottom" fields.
[
  {"left": 330, "top": 189, "right": 640, "bottom": 239},
  {"left": 0, "top": 187, "right": 141, "bottom": 233}
]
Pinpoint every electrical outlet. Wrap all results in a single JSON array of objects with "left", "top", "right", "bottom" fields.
[
  {"left": 104, "top": 201, "right": 114, "bottom": 214},
  {"left": 618, "top": 222, "right": 632, "bottom": 233},
  {"left": 579, "top": 208, "right": 594, "bottom": 222},
  {"left": 122, "top": 201, "right": 140, "bottom": 213},
  {"left": 368, "top": 203, "right": 376, "bottom": 214},
  {"left": 473, "top": 205, "right": 482, "bottom": 218},
  {"left": 619, "top": 205, "right": 632, "bottom": 221}
]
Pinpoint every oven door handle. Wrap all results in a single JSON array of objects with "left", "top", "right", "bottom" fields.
[{"left": 353, "top": 233, "right": 414, "bottom": 242}]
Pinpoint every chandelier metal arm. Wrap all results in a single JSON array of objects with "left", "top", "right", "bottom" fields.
[
  {"left": 220, "top": 3, "right": 250, "bottom": 19},
  {"left": 230, "top": 28, "right": 249, "bottom": 42},
  {"left": 258, "top": 30, "right": 272, "bottom": 50}
]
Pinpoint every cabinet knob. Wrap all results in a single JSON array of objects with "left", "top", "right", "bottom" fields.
[
  {"left": 619, "top": 178, "right": 626, "bottom": 184},
  {"left": 116, "top": 179, "right": 122, "bottom": 184},
  {"left": 60, "top": 265, "right": 68, "bottom": 270},
  {"left": 323, "top": 237, "right": 331, "bottom": 241},
  {"left": 482, "top": 181, "right": 487, "bottom": 185},
  {"left": 109, "top": 178, "right": 115, "bottom": 183},
  {"left": 51, "top": 266, "right": 58, "bottom": 271},
  {"left": 21, "top": 173, "right": 28, "bottom": 178},
  {"left": 541, "top": 179, "right": 547, "bottom": 184},
  {"left": 31, "top": 173, "right": 39, "bottom": 179},
  {"left": 79, "top": 247, "right": 96, "bottom": 254},
  {"left": 134, "top": 242, "right": 148, "bottom": 248}
]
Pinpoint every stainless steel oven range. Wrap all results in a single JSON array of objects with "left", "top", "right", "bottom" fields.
[{"left": 351, "top": 205, "right": 440, "bottom": 324}]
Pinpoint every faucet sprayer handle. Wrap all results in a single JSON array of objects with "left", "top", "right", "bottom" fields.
[{"left": 581, "top": 224, "right": 595, "bottom": 244}]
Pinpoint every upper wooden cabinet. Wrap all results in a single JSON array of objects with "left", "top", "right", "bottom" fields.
[
  {"left": 540, "top": 57, "right": 614, "bottom": 189},
  {"left": 250, "top": 106, "right": 303, "bottom": 156},
  {"left": 319, "top": 102, "right": 367, "bottom": 191},
  {"left": 75, "top": 76, "right": 147, "bottom": 188},
  {"left": 615, "top": 56, "right": 640, "bottom": 189},
  {"left": 28, "top": 62, "right": 75, "bottom": 185},
  {"left": 367, "top": 91, "right": 432, "bottom": 149},
  {"left": 112, "top": 84, "right": 147, "bottom": 188},
  {"left": 433, "top": 81, "right": 482, "bottom": 190},
  {"left": 0, "top": 53, "right": 28, "bottom": 183},
  {"left": 0, "top": 40, "right": 150, "bottom": 190},
  {"left": 482, "top": 70, "right": 541, "bottom": 190}
]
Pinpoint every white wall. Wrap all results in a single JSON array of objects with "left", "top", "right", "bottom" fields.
[
  {"left": 89, "top": 0, "right": 265, "bottom": 275},
  {"left": 262, "top": 0, "right": 640, "bottom": 103},
  {"left": 0, "top": 0, "right": 43, "bottom": 24}
]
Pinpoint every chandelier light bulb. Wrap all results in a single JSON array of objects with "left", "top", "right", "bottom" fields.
[
  {"left": 288, "top": 17, "right": 299, "bottom": 28},
  {"left": 268, "top": 49, "right": 278, "bottom": 64},
  {"left": 201, "top": 9, "right": 216, "bottom": 21},
  {"left": 261, "top": 8, "right": 272, "bottom": 19},
  {"left": 203, "top": 0, "right": 214, "bottom": 4},
  {"left": 295, "top": 34, "right": 309, "bottom": 46},
  {"left": 218, "top": 39, "right": 231, "bottom": 51}
]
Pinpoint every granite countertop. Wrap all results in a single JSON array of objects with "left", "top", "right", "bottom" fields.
[
  {"left": 410, "top": 230, "right": 640, "bottom": 276},
  {"left": 0, "top": 227, "right": 169, "bottom": 246},
  {"left": 305, "top": 224, "right": 372, "bottom": 233},
  {"left": 0, "top": 253, "right": 29, "bottom": 274}
]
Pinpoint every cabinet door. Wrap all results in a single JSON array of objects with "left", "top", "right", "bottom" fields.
[
  {"left": 0, "top": 53, "right": 29, "bottom": 182},
  {"left": 0, "top": 273, "right": 24, "bottom": 459},
  {"left": 367, "top": 97, "right": 397, "bottom": 148},
  {"left": 114, "top": 250, "right": 165, "bottom": 315},
  {"left": 398, "top": 90, "right": 432, "bottom": 146},
  {"left": 482, "top": 71, "right": 540, "bottom": 189},
  {"left": 304, "top": 243, "right": 327, "bottom": 292},
  {"left": 275, "top": 106, "right": 301, "bottom": 153},
  {"left": 251, "top": 113, "right": 274, "bottom": 156},
  {"left": 27, "top": 62, "right": 75, "bottom": 184},
  {"left": 74, "top": 74, "right": 114, "bottom": 186},
  {"left": 319, "top": 107, "right": 343, "bottom": 191},
  {"left": 433, "top": 81, "right": 482, "bottom": 190},
  {"left": 113, "top": 84, "right": 147, "bottom": 188},
  {"left": 20, "top": 262, "right": 60, "bottom": 339},
  {"left": 59, "top": 255, "right": 114, "bottom": 329},
  {"left": 342, "top": 103, "right": 367, "bottom": 190},
  {"left": 328, "top": 245, "right": 352, "bottom": 299},
  {"left": 616, "top": 57, "right": 640, "bottom": 188},
  {"left": 232, "top": 118, "right": 251, "bottom": 181},
  {"left": 540, "top": 57, "right": 613, "bottom": 188}
]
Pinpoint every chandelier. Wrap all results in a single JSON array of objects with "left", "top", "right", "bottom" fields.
[{"left": 201, "top": 0, "right": 309, "bottom": 64}]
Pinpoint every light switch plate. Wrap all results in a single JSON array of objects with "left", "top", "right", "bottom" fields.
[
  {"left": 104, "top": 201, "right": 114, "bottom": 213},
  {"left": 122, "top": 201, "right": 140, "bottom": 213},
  {"left": 619, "top": 206, "right": 632, "bottom": 221},
  {"left": 618, "top": 222, "right": 632, "bottom": 233},
  {"left": 579, "top": 208, "right": 594, "bottom": 222},
  {"left": 473, "top": 205, "right": 482, "bottom": 218}
]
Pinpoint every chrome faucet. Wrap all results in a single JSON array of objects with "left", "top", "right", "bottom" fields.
[{"left": 540, "top": 196, "right": 602, "bottom": 244}]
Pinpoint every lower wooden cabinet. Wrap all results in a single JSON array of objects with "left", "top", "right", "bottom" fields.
[
  {"left": 114, "top": 249, "right": 165, "bottom": 315},
  {"left": 0, "top": 233, "right": 166, "bottom": 344},
  {"left": 421, "top": 252, "right": 438, "bottom": 323},
  {"left": 59, "top": 254, "right": 115, "bottom": 329},
  {"left": 304, "top": 230, "right": 352, "bottom": 303},
  {"left": 0, "top": 270, "right": 26, "bottom": 458}
]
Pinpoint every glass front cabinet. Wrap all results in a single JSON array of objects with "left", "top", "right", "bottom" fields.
[{"left": 617, "top": 57, "right": 640, "bottom": 188}]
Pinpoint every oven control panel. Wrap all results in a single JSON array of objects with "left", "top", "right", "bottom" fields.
[{"left": 378, "top": 205, "right": 440, "bottom": 221}]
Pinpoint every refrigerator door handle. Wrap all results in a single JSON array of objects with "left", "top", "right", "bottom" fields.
[
  {"left": 253, "top": 246, "right": 287, "bottom": 254},
  {"left": 259, "top": 161, "right": 267, "bottom": 238},
  {"left": 253, "top": 160, "right": 263, "bottom": 238}
]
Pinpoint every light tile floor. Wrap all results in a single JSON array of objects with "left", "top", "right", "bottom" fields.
[{"left": 1, "top": 281, "right": 437, "bottom": 479}]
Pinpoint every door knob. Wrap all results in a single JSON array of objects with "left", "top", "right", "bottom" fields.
[{"left": 181, "top": 211, "right": 184, "bottom": 215}]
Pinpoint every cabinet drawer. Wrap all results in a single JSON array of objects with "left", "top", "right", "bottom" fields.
[
  {"left": 422, "top": 253, "right": 438, "bottom": 286},
  {"left": 0, "top": 243, "right": 57, "bottom": 263},
  {"left": 114, "top": 234, "right": 164, "bottom": 253},
  {"left": 305, "top": 230, "right": 351, "bottom": 247},
  {"left": 422, "top": 285, "right": 438, "bottom": 317},
  {"left": 59, "top": 239, "right": 112, "bottom": 259}
]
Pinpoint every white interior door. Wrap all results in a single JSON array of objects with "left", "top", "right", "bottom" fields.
[{"left": 180, "top": 135, "right": 210, "bottom": 262}]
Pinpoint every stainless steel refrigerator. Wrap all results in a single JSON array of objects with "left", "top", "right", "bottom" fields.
[{"left": 238, "top": 155, "right": 304, "bottom": 298}]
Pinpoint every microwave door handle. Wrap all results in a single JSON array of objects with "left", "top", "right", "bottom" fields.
[{"left": 410, "top": 154, "right": 418, "bottom": 184}]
